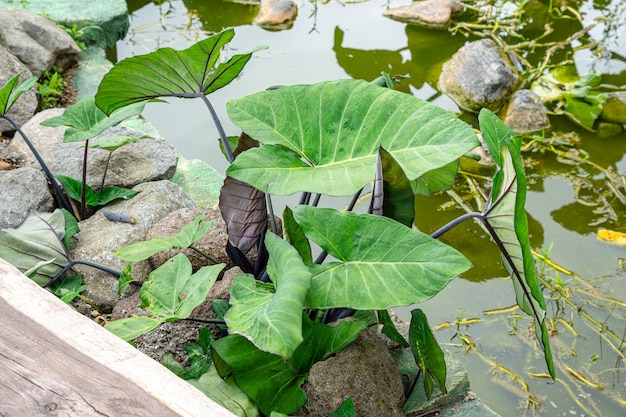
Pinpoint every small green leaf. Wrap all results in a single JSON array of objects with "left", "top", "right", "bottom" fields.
[
  {"left": 117, "top": 262, "right": 134, "bottom": 295},
  {"left": 0, "top": 71, "right": 37, "bottom": 115},
  {"left": 409, "top": 309, "right": 447, "bottom": 398},
  {"left": 40, "top": 96, "right": 146, "bottom": 142},
  {"left": 88, "top": 135, "right": 143, "bottom": 151},
  {"left": 55, "top": 175, "right": 98, "bottom": 206},
  {"left": 104, "top": 316, "right": 163, "bottom": 342},
  {"left": 378, "top": 310, "right": 409, "bottom": 348},
  {"left": 49, "top": 275, "right": 86, "bottom": 303},
  {"left": 116, "top": 215, "right": 212, "bottom": 261},
  {"left": 96, "top": 186, "right": 139, "bottom": 206},
  {"left": 139, "top": 253, "right": 224, "bottom": 320}
]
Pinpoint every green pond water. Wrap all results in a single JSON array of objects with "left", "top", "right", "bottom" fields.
[{"left": 115, "top": 1, "right": 626, "bottom": 415}]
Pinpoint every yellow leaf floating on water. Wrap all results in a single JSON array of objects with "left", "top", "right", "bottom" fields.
[{"left": 596, "top": 229, "right": 626, "bottom": 246}]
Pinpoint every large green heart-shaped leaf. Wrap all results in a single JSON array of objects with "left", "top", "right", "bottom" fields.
[
  {"left": 479, "top": 109, "right": 555, "bottom": 378},
  {"left": 0, "top": 210, "right": 68, "bottom": 285},
  {"left": 139, "top": 253, "right": 224, "bottom": 320},
  {"left": 95, "top": 28, "right": 266, "bottom": 115},
  {"left": 40, "top": 96, "right": 146, "bottom": 142},
  {"left": 225, "top": 232, "right": 312, "bottom": 359},
  {"left": 212, "top": 314, "right": 364, "bottom": 415},
  {"left": 292, "top": 206, "right": 472, "bottom": 309},
  {"left": 226, "top": 79, "right": 479, "bottom": 196}
]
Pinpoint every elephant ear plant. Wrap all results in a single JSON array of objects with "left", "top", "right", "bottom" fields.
[{"left": 90, "top": 29, "right": 554, "bottom": 416}]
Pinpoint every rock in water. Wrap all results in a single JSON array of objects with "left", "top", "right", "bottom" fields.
[
  {"left": 503, "top": 89, "right": 550, "bottom": 134},
  {"left": 438, "top": 39, "right": 520, "bottom": 112},
  {"left": 254, "top": 0, "right": 298, "bottom": 29},
  {"left": 384, "top": 0, "right": 463, "bottom": 29}
]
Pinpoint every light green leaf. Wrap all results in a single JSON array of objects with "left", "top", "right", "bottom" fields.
[
  {"left": 96, "top": 186, "right": 139, "bottom": 205},
  {"left": 212, "top": 315, "right": 364, "bottom": 416},
  {"left": 225, "top": 232, "right": 312, "bottom": 359},
  {"left": 116, "top": 215, "right": 212, "bottom": 261},
  {"left": 409, "top": 308, "right": 446, "bottom": 398},
  {"left": 189, "top": 366, "right": 260, "bottom": 417},
  {"left": 104, "top": 316, "right": 163, "bottom": 341},
  {"left": 95, "top": 28, "right": 267, "bottom": 115},
  {"left": 0, "top": 71, "right": 37, "bottom": 116},
  {"left": 0, "top": 210, "right": 68, "bottom": 285},
  {"left": 55, "top": 175, "right": 98, "bottom": 206},
  {"left": 479, "top": 109, "right": 555, "bottom": 379},
  {"left": 49, "top": 275, "right": 86, "bottom": 304},
  {"left": 139, "top": 253, "right": 224, "bottom": 320},
  {"left": 40, "top": 96, "right": 146, "bottom": 142},
  {"left": 117, "top": 262, "right": 134, "bottom": 295},
  {"left": 226, "top": 79, "right": 478, "bottom": 196},
  {"left": 88, "top": 135, "right": 143, "bottom": 151},
  {"left": 61, "top": 208, "right": 80, "bottom": 250},
  {"left": 292, "top": 206, "right": 472, "bottom": 310}
]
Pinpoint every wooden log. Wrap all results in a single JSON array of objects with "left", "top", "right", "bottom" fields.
[{"left": 0, "top": 259, "right": 236, "bottom": 417}]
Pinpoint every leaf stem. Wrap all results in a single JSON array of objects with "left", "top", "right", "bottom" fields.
[
  {"left": 430, "top": 212, "right": 483, "bottom": 239},
  {"left": 199, "top": 94, "right": 233, "bottom": 163},
  {"left": 44, "top": 259, "right": 121, "bottom": 288},
  {"left": 2, "top": 115, "right": 73, "bottom": 213}
]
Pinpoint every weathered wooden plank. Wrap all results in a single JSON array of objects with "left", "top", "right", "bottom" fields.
[{"left": 0, "top": 259, "right": 236, "bottom": 417}]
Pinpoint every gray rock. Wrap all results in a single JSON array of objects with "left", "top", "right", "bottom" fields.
[
  {"left": 600, "top": 91, "right": 626, "bottom": 124},
  {"left": 254, "top": 0, "right": 298, "bottom": 28},
  {"left": 0, "top": 167, "right": 54, "bottom": 228},
  {"left": 438, "top": 39, "right": 520, "bottom": 112},
  {"left": 503, "top": 89, "right": 550, "bottom": 134},
  {"left": 301, "top": 328, "right": 405, "bottom": 417},
  {"left": 69, "top": 180, "right": 196, "bottom": 312},
  {"left": 0, "top": 47, "right": 38, "bottom": 135},
  {"left": 8, "top": 108, "right": 178, "bottom": 190},
  {"left": 384, "top": 0, "right": 463, "bottom": 29},
  {"left": 0, "top": 0, "right": 129, "bottom": 49},
  {"left": 0, "top": 7, "right": 81, "bottom": 77},
  {"left": 147, "top": 207, "right": 232, "bottom": 272}
]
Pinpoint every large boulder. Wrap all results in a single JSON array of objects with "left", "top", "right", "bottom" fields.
[
  {"left": 503, "top": 89, "right": 550, "bottom": 134},
  {"left": 8, "top": 109, "right": 178, "bottom": 190},
  {"left": 69, "top": 180, "right": 196, "bottom": 312},
  {"left": 0, "top": 47, "right": 38, "bottom": 135},
  {"left": 438, "top": 39, "right": 520, "bottom": 112},
  {"left": 0, "top": 167, "right": 54, "bottom": 228},
  {"left": 384, "top": 0, "right": 463, "bottom": 29},
  {"left": 300, "top": 328, "right": 406, "bottom": 417},
  {"left": 0, "top": 7, "right": 82, "bottom": 77}
]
